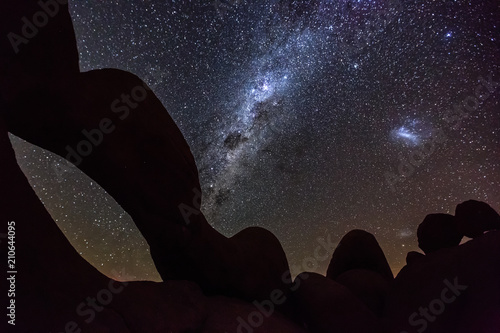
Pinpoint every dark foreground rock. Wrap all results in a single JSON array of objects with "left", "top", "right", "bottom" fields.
[
  {"left": 292, "top": 272, "right": 385, "bottom": 333},
  {"left": 0, "top": 114, "right": 306, "bottom": 333},
  {"left": 383, "top": 230, "right": 500, "bottom": 333},
  {"left": 335, "top": 269, "right": 390, "bottom": 317},
  {"left": 325, "top": 230, "right": 393, "bottom": 318},
  {"left": 405, "top": 251, "right": 425, "bottom": 265},
  {"left": 1, "top": 0, "right": 290, "bottom": 305},
  {"left": 327, "top": 229, "right": 394, "bottom": 283},
  {"left": 455, "top": 200, "right": 500, "bottom": 238},
  {"left": 417, "top": 213, "right": 462, "bottom": 254}
]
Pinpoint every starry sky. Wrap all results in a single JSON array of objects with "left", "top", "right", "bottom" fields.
[{"left": 10, "top": 0, "right": 500, "bottom": 281}]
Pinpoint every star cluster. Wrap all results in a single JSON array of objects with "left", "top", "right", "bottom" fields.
[{"left": 11, "top": 0, "right": 500, "bottom": 279}]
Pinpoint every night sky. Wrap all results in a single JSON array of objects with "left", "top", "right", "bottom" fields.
[{"left": 9, "top": 0, "right": 500, "bottom": 281}]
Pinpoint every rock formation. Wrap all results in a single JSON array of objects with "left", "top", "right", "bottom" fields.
[
  {"left": 1, "top": 1, "right": 499, "bottom": 332},
  {"left": 0, "top": 75, "right": 305, "bottom": 333},
  {"left": 1, "top": 0, "right": 290, "bottom": 305},
  {"left": 335, "top": 269, "right": 390, "bottom": 317},
  {"left": 326, "top": 229, "right": 394, "bottom": 283},
  {"left": 455, "top": 199, "right": 500, "bottom": 238},
  {"left": 384, "top": 230, "right": 500, "bottom": 333},
  {"left": 417, "top": 213, "right": 462, "bottom": 254},
  {"left": 325, "top": 230, "right": 393, "bottom": 318},
  {"left": 292, "top": 272, "right": 384, "bottom": 333},
  {"left": 405, "top": 251, "right": 424, "bottom": 265}
]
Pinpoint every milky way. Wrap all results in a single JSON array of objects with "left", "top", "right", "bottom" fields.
[{"left": 10, "top": 0, "right": 500, "bottom": 280}]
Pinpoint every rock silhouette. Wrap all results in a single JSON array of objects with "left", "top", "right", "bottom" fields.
[
  {"left": 1, "top": 1, "right": 499, "bottom": 332},
  {"left": 417, "top": 213, "right": 462, "bottom": 254},
  {"left": 326, "top": 230, "right": 393, "bottom": 318},
  {"left": 0, "top": 99, "right": 306, "bottom": 332},
  {"left": 1, "top": 0, "right": 290, "bottom": 305},
  {"left": 326, "top": 229, "right": 394, "bottom": 283},
  {"left": 292, "top": 272, "right": 384, "bottom": 333},
  {"left": 384, "top": 230, "right": 500, "bottom": 333},
  {"left": 335, "top": 269, "right": 390, "bottom": 317},
  {"left": 405, "top": 250, "right": 425, "bottom": 265},
  {"left": 455, "top": 199, "right": 500, "bottom": 238}
]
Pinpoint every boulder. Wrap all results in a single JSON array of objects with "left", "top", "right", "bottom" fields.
[
  {"left": 109, "top": 280, "right": 208, "bottom": 332},
  {"left": 406, "top": 251, "right": 425, "bottom": 265},
  {"left": 292, "top": 272, "right": 385, "bottom": 333},
  {"left": 201, "top": 295, "right": 307, "bottom": 333},
  {"left": 336, "top": 269, "right": 390, "bottom": 317},
  {"left": 455, "top": 200, "right": 500, "bottom": 238},
  {"left": 384, "top": 231, "right": 500, "bottom": 333},
  {"left": 0, "top": 0, "right": 79, "bottom": 103},
  {"left": 327, "top": 230, "right": 393, "bottom": 283},
  {"left": 417, "top": 213, "right": 462, "bottom": 254}
]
